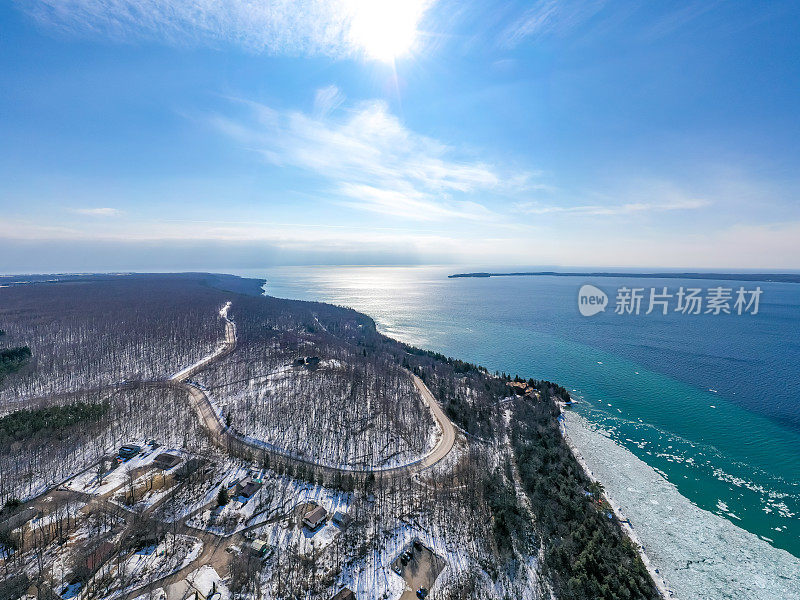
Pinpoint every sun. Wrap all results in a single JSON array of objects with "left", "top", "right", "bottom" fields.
[{"left": 347, "top": 0, "right": 429, "bottom": 62}]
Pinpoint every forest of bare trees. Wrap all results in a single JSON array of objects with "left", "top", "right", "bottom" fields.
[
  {"left": 0, "top": 274, "right": 658, "bottom": 600},
  {"left": 200, "top": 321, "right": 437, "bottom": 469},
  {"left": 0, "top": 275, "right": 225, "bottom": 403}
]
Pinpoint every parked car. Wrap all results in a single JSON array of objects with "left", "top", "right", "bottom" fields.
[{"left": 416, "top": 588, "right": 429, "bottom": 599}]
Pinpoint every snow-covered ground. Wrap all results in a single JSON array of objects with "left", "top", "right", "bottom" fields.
[
  {"left": 186, "top": 565, "right": 231, "bottom": 600},
  {"left": 131, "top": 588, "right": 166, "bottom": 600},
  {"left": 64, "top": 445, "right": 160, "bottom": 496},
  {"left": 183, "top": 463, "right": 254, "bottom": 533},
  {"left": 249, "top": 475, "right": 352, "bottom": 529},
  {"left": 248, "top": 478, "right": 352, "bottom": 557},
  {"left": 170, "top": 301, "right": 232, "bottom": 382},
  {"left": 106, "top": 534, "right": 203, "bottom": 599},
  {"left": 107, "top": 449, "right": 188, "bottom": 510},
  {"left": 564, "top": 411, "right": 800, "bottom": 600},
  {"left": 201, "top": 350, "right": 438, "bottom": 470}
]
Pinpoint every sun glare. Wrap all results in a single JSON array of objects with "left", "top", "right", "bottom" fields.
[{"left": 347, "top": 0, "right": 429, "bottom": 62}]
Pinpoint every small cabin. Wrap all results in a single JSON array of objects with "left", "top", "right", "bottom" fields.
[{"left": 237, "top": 480, "right": 262, "bottom": 500}]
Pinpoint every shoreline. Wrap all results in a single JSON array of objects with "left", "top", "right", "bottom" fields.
[
  {"left": 560, "top": 411, "right": 673, "bottom": 599},
  {"left": 562, "top": 410, "right": 800, "bottom": 600}
]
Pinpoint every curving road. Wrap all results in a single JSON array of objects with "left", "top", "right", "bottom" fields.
[
  {"left": 170, "top": 302, "right": 457, "bottom": 482},
  {"left": 16, "top": 301, "right": 458, "bottom": 600}
]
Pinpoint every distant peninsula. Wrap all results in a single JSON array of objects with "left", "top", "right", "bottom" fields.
[{"left": 448, "top": 271, "right": 800, "bottom": 283}]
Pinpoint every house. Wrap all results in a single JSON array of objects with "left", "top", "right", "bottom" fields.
[
  {"left": 236, "top": 479, "right": 262, "bottom": 500},
  {"left": 248, "top": 539, "right": 271, "bottom": 557},
  {"left": 331, "top": 588, "right": 354, "bottom": 600},
  {"left": 153, "top": 453, "right": 181, "bottom": 470},
  {"left": 302, "top": 505, "right": 327, "bottom": 530},
  {"left": 117, "top": 444, "right": 141, "bottom": 460},
  {"left": 294, "top": 356, "right": 321, "bottom": 368},
  {"left": 331, "top": 511, "right": 351, "bottom": 528}
]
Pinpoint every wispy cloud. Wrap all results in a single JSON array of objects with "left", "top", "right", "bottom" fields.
[
  {"left": 313, "top": 85, "right": 346, "bottom": 118},
  {"left": 71, "top": 207, "right": 121, "bottom": 217},
  {"left": 338, "top": 183, "right": 496, "bottom": 221},
  {"left": 501, "top": 0, "right": 606, "bottom": 48},
  {"left": 636, "top": 1, "right": 723, "bottom": 41},
  {"left": 211, "top": 91, "right": 533, "bottom": 221},
  {"left": 516, "top": 198, "right": 709, "bottom": 216},
  {"left": 20, "top": 0, "right": 433, "bottom": 58}
]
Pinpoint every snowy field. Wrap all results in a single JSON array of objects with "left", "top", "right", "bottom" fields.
[{"left": 564, "top": 412, "right": 800, "bottom": 600}]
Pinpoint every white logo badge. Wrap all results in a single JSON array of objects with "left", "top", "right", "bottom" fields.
[{"left": 578, "top": 284, "right": 608, "bottom": 317}]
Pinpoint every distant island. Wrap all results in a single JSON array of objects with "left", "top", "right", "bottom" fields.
[{"left": 448, "top": 271, "right": 800, "bottom": 283}]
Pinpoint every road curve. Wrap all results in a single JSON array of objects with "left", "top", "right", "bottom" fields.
[{"left": 172, "top": 302, "right": 457, "bottom": 481}]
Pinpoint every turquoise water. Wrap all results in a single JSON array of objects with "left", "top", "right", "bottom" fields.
[{"left": 241, "top": 265, "right": 800, "bottom": 557}]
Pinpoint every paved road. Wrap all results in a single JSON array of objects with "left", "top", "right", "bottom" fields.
[
  {"left": 19, "top": 301, "right": 457, "bottom": 483},
  {"left": 14, "top": 301, "right": 459, "bottom": 599},
  {"left": 171, "top": 302, "right": 457, "bottom": 482},
  {"left": 118, "top": 300, "right": 459, "bottom": 597},
  {"left": 170, "top": 302, "right": 236, "bottom": 383}
]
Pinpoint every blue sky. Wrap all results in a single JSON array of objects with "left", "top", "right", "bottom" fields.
[{"left": 2, "top": 0, "right": 800, "bottom": 272}]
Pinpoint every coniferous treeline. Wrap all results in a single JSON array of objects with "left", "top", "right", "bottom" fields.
[
  {"left": 0, "top": 400, "right": 109, "bottom": 443},
  {"left": 0, "top": 346, "right": 31, "bottom": 383},
  {"left": 511, "top": 398, "right": 657, "bottom": 600}
]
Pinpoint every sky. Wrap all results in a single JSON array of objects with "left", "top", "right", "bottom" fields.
[{"left": 1, "top": 0, "right": 800, "bottom": 272}]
